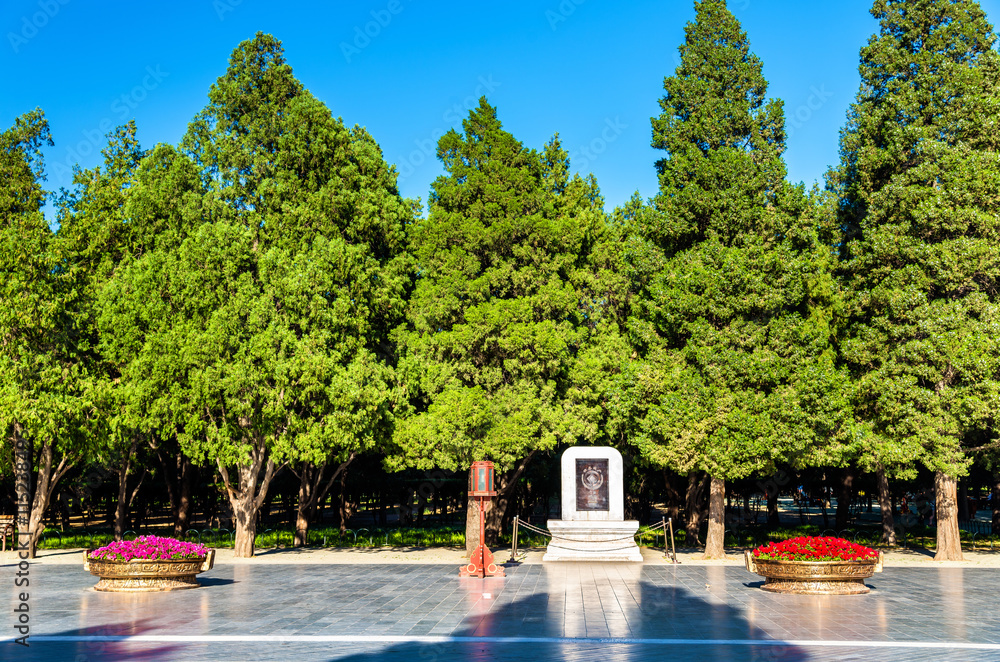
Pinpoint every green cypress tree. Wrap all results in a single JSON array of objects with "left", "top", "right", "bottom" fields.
[
  {"left": 635, "top": 0, "right": 842, "bottom": 558},
  {"left": 0, "top": 110, "right": 92, "bottom": 556},
  {"left": 393, "top": 99, "right": 610, "bottom": 551},
  {"left": 100, "top": 33, "right": 412, "bottom": 556},
  {"left": 836, "top": 0, "right": 1000, "bottom": 561},
  {"left": 55, "top": 121, "right": 147, "bottom": 541},
  {"left": 648, "top": 0, "right": 787, "bottom": 253}
]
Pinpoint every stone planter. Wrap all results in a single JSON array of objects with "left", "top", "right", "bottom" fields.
[
  {"left": 744, "top": 549, "right": 883, "bottom": 594},
  {"left": 84, "top": 549, "right": 215, "bottom": 592}
]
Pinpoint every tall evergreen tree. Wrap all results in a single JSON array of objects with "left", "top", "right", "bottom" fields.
[
  {"left": 835, "top": 0, "right": 1000, "bottom": 560},
  {"left": 393, "top": 99, "right": 609, "bottom": 551},
  {"left": 55, "top": 121, "right": 147, "bottom": 541},
  {"left": 0, "top": 110, "right": 93, "bottom": 556},
  {"left": 634, "top": 0, "right": 841, "bottom": 558},
  {"left": 100, "top": 33, "right": 412, "bottom": 556}
]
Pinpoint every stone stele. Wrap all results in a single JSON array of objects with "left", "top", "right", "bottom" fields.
[{"left": 543, "top": 447, "right": 642, "bottom": 562}]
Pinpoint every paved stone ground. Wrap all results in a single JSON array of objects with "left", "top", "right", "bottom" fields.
[{"left": 4, "top": 560, "right": 999, "bottom": 661}]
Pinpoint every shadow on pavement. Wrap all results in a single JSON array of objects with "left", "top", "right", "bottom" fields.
[{"left": 325, "top": 566, "right": 810, "bottom": 662}]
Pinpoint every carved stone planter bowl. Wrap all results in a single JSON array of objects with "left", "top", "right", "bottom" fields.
[
  {"left": 744, "top": 550, "right": 883, "bottom": 594},
  {"left": 84, "top": 549, "right": 216, "bottom": 592}
]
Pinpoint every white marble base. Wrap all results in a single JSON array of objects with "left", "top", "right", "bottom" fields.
[{"left": 542, "top": 520, "right": 643, "bottom": 562}]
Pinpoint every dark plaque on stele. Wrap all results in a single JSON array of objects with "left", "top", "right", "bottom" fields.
[{"left": 576, "top": 458, "right": 609, "bottom": 511}]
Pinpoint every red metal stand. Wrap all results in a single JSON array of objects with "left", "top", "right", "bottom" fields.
[
  {"left": 459, "top": 461, "right": 505, "bottom": 578},
  {"left": 460, "top": 495, "right": 505, "bottom": 578}
]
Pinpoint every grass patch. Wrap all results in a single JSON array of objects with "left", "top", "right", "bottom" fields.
[{"left": 33, "top": 522, "right": 1000, "bottom": 552}]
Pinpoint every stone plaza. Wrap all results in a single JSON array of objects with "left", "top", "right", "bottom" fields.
[{"left": 5, "top": 550, "right": 1000, "bottom": 661}]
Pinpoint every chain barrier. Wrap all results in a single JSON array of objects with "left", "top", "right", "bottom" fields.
[{"left": 507, "top": 516, "right": 680, "bottom": 561}]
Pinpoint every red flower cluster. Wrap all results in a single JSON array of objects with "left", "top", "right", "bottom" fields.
[{"left": 752, "top": 536, "right": 878, "bottom": 562}]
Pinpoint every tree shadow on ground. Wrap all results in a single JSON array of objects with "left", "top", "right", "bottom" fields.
[
  {"left": 17, "top": 618, "right": 189, "bottom": 662},
  {"left": 324, "top": 564, "right": 811, "bottom": 662}
]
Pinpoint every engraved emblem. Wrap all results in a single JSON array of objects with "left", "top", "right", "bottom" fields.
[
  {"left": 581, "top": 467, "right": 604, "bottom": 491},
  {"left": 576, "top": 458, "right": 609, "bottom": 511}
]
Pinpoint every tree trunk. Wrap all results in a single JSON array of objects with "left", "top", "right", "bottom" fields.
[
  {"left": 13, "top": 423, "right": 32, "bottom": 555},
  {"left": 992, "top": 475, "right": 1000, "bottom": 536},
  {"left": 835, "top": 466, "right": 855, "bottom": 531},
  {"left": 231, "top": 495, "right": 257, "bottom": 558},
  {"left": 876, "top": 464, "right": 896, "bottom": 546},
  {"left": 25, "top": 440, "right": 73, "bottom": 558},
  {"left": 684, "top": 472, "right": 708, "bottom": 545},
  {"left": 114, "top": 439, "right": 137, "bottom": 540},
  {"left": 703, "top": 476, "right": 726, "bottom": 560},
  {"left": 958, "top": 480, "right": 969, "bottom": 523},
  {"left": 293, "top": 462, "right": 318, "bottom": 547},
  {"left": 662, "top": 470, "right": 683, "bottom": 525},
  {"left": 293, "top": 455, "right": 355, "bottom": 547},
  {"left": 218, "top": 441, "right": 279, "bottom": 558},
  {"left": 934, "top": 471, "right": 963, "bottom": 561},
  {"left": 484, "top": 452, "right": 537, "bottom": 547},
  {"left": 176, "top": 456, "right": 193, "bottom": 536},
  {"left": 766, "top": 490, "right": 780, "bottom": 526}
]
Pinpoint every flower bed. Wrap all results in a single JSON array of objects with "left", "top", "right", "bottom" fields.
[
  {"left": 84, "top": 536, "right": 214, "bottom": 592},
  {"left": 89, "top": 535, "right": 209, "bottom": 561},
  {"left": 745, "top": 536, "right": 882, "bottom": 595},
  {"left": 752, "top": 536, "right": 878, "bottom": 563}
]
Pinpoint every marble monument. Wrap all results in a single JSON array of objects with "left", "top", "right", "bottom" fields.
[{"left": 543, "top": 447, "right": 642, "bottom": 562}]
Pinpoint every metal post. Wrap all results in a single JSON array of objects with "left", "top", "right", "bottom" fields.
[
  {"left": 508, "top": 516, "right": 520, "bottom": 563},
  {"left": 662, "top": 516, "right": 668, "bottom": 557},
  {"left": 479, "top": 496, "right": 486, "bottom": 574},
  {"left": 668, "top": 517, "right": 679, "bottom": 564}
]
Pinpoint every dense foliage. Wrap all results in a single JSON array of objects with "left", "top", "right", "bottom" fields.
[
  {"left": 628, "top": 0, "right": 847, "bottom": 557},
  {"left": 833, "top": 0, "right": 1000, "bottom": 559},
  {"left": 5, "top": 0, "right": 1000, "bottom": 560}
]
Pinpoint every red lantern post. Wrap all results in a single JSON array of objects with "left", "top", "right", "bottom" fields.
[{"left": 460, "top": 461, "right": 505, "bottom": 578}]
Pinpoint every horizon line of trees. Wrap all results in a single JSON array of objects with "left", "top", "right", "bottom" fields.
[{"left": 5, "top": 0, "right": 1000, "bottom": 561}]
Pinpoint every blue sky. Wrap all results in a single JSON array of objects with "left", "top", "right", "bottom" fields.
[{"left": 4, "top": 0, "right": 1000, "bottom": 220}]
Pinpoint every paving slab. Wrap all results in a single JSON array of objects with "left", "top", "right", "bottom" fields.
[{"left": 4, "top": 554, "right": 1000, "bottom": 661}]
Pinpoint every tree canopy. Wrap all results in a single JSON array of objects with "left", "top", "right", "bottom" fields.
[
  {"left": 630, "top": 0, "right": 845, "bottom": 557},
  {"left": 98, "top": 33, "right": 412, "bottom": 556},
  {"left": 835, "top": 0, "right": 1000, "bottom": 559}
]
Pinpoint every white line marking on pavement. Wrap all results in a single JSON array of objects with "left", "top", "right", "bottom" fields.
[{"left": 11, "top": 636, "right": 1000, "bottom": 650}]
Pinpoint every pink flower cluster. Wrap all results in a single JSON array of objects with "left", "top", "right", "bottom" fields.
[{"left": 89, "top": 536, "right": 208, "bottom": 561}]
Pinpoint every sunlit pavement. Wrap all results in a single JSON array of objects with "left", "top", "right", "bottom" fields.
[{"left": 4, "top": 561, "right": 999, "bottom": 661}]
